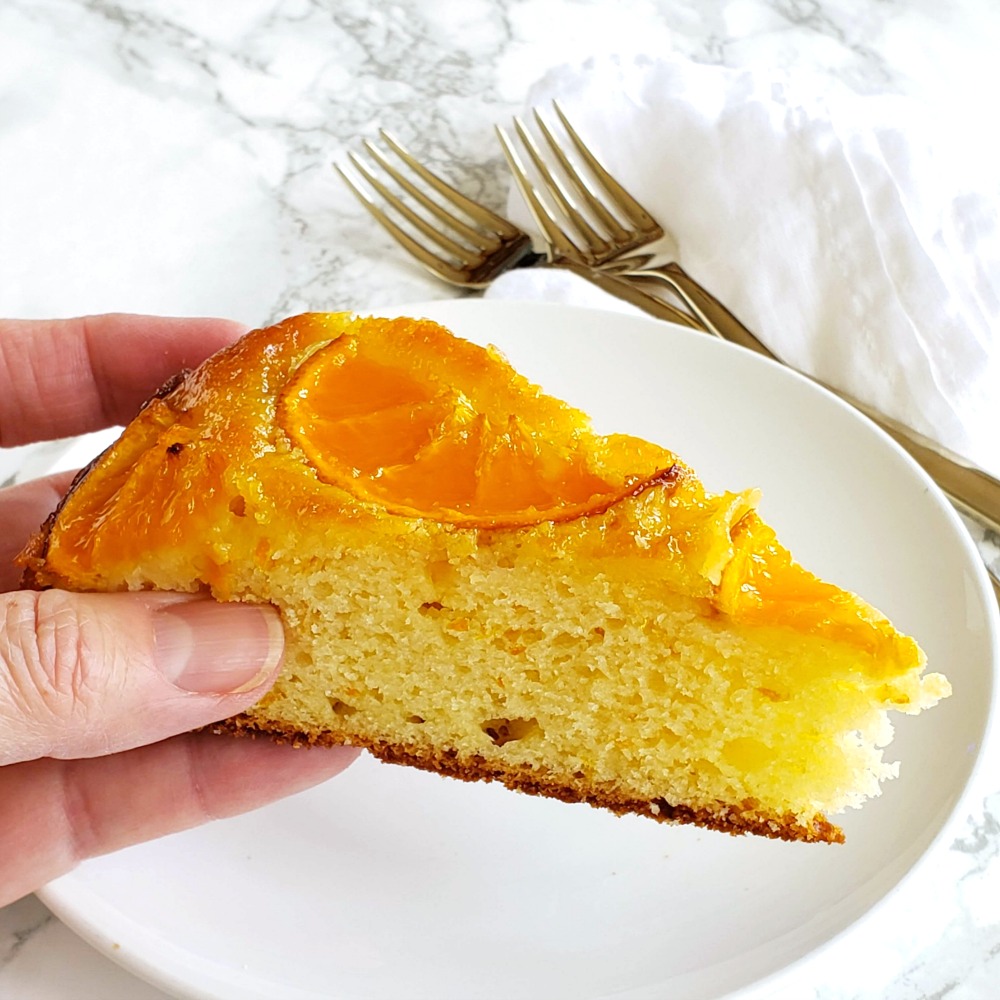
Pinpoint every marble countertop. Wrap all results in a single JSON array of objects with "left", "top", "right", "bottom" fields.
[{"left": 1, "top": 1, "right": 998, "bottom": 997}]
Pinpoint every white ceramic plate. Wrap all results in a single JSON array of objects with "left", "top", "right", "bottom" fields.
[{"left": 36, "top": 300, "right": 999, "bottom": 1000}]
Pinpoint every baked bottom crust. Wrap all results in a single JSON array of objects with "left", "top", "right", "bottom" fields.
[{"left": 210, "top": 716, "right": 843, "bottom": 845}]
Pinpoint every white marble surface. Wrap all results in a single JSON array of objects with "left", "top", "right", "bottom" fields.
[{"left": 1, "top": 1, "right": 998, "bottom": 997}]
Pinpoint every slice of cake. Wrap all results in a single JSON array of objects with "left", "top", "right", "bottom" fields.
[{"left": 20, "top": 312, "right": 950, "bottom": 843}]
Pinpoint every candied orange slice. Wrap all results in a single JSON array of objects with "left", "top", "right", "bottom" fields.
[{"left": 276, "top": 316, "right": 672, "bottom": 526}]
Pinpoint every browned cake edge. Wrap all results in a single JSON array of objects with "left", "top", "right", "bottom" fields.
[
  {"left": 19, "top": 370, "right": 191, "bottom": 589},
  {"left": 19, "top": 454, "right": 106, "bottom": 587},
  {"left": 209, "top": 715, "right": 845, "bottom": 845}
]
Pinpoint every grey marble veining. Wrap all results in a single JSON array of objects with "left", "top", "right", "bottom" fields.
[
  {"left": 0, "top": 897, "right": 53, "bottom": 971},
  {"left": 1, "top": 1, "right": 998, "bottom": 998}
]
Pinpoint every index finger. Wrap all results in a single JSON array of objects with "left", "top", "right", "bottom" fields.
[{"left": 0, "top": 314, "right": 248, "bottom": 447}]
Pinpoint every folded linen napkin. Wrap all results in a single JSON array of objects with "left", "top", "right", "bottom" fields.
[{"left": 485, "top": 56, "right": 1000, "bottom": 480}]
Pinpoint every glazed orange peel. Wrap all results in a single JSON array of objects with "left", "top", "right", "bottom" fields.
[{"left": 277, "top": 317, "right": 680, "bottom": 527}]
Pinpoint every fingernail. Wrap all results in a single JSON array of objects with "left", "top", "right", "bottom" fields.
[{"left": 153, "top": 599, "right": 284, "bottom": 694}]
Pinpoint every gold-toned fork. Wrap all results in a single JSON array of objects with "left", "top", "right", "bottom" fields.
[
  {"left": 336, "top": 130, "right": 541, "bottom": 288},
  {"left": 494, "top": 102, "right": 718, "bottom": 328},
  {"left": 497, "top": 104, "right": 1000, "bottom": 597},
  {"left": 494, "top": 102, "right": 663, "bottom": 270},
  {"left": 336, "top": 129, "right": 701, "bottom": 329}
]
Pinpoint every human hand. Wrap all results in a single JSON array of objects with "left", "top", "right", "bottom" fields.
[{"left": 0, "top": 315, "right": 359, "bottom": 907}]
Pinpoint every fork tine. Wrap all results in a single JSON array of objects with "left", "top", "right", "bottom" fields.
[
  {"left": 366, "top": 136, "right": 498, "bottom": 251},
  {"left": 379, "top": 130, "right": 525, "bottom": 240},
  {"left": 343, "top": 152, "right": 476, "bottom": 262},
  {"left": 528, "top": 109, "right": 631, "bottom": 243},
  {"left": 335, "top": 162, "right": 471, "bottom": 285},
  {"left": 511, "top": 114, "right": 609, "bottom": 252},
  {"left": 495, "top": 124, "right": 583, "bottom": 260},
  {"left": 552, "top": 100, "right": 662, "bottom": 237}
]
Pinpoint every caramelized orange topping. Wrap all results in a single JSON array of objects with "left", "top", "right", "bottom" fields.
[{"left": 277, "top": 320, "right": 669, "bottom": 527}]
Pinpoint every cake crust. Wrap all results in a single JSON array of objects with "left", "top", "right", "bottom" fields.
[
  {"left": 19, "top": 369, "right": 190, "bottom": 588},
  {"left": 210, "top": 716, "right": 844, "bottom": 844}
]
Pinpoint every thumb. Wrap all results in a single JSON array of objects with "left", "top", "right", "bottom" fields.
[{"left": 0, "top": 590, "right": 284, "bottom": 765}]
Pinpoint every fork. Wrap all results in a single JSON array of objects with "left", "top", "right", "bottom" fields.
[
  {"left": 494, "top": 102, "right": 718, "bottom": 327},
  {"left": 335, "top": 130, "right": 542, "bottom": 288},
  {"left": 497, "top": 104, "right": 1000, "bottom": 596},
  {"left": 336, "top": 130, "right": 701, "bottom": 329}
]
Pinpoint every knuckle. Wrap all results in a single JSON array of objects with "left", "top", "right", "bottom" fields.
[{"left": 1, "top": 590, "right": 102, "bottom": 741}]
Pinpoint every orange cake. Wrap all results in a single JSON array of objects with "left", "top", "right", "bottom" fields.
[{"left": 20, "top": 312, "right": 950, "bottom": 843}]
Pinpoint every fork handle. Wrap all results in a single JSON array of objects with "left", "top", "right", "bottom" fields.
[{"left": 622, "top": 265, "right": 1000, "bottom": 547}]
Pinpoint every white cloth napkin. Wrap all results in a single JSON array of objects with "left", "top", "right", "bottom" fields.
[{"left": 485, "top": 56, "right": 1000, "bottom": 479}]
